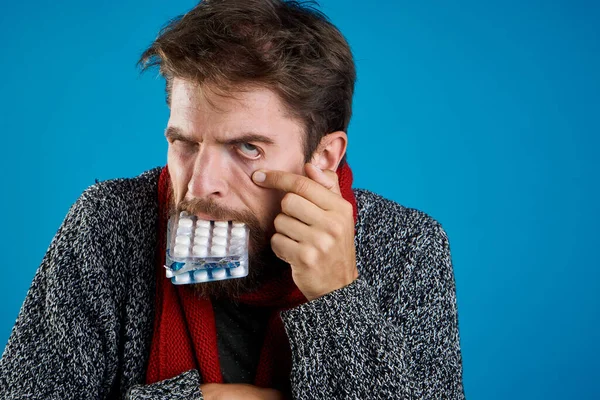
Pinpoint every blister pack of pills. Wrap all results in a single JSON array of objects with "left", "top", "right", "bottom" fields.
[{"left": 164, "top": 211, "right": 250, "bottom": 285}]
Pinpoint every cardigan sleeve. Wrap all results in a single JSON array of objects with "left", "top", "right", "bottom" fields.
[
  {"left": 281, "top": 224, "right": 466, "bottom": 399},
  {"left": 0, "top": 192, "right": 122, "bottom": 399},
  {"left": 126, "top": 370, "right": 204, "bottom": 400}
]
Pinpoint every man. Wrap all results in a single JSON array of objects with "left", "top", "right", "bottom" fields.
[{"left": 0, "top": 0, "right": 465, "bottom": 398}]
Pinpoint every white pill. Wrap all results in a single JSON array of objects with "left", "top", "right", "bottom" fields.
[
  {"left": 174, "top": 273, "right": 192, "bottom": 284},
  {"left": 232, "top": 222, "right": 245, "bottom": 228},
  {"left": 231, "top": 227, "right": 246, "bottom": 238},
  {"left": 195, "top": 227, "right": 211, "bottom": 237},
  {"left": 212, "top": 236, "right": 227, "bottom": 246},
  {"left": 211, "top": 268, "right": 227, "bottom": 279},
  {"left": 178, "top": 218, "right": 193, "bottom": 229},
  {"left": 193, "top": 235, "right": 210, "bottom": 246},
  {"left": 179, "top": 211, "right": 190, "bottom": 217},
  {"left": 193, "top": 269, "right": 209, "bottom": 282},
  {"left": 196, "top": 220, "right": 211, "bottom": 228},
  {"left": 177, "top": 226, "right": 192, "bottom": 235},
  {"left": 213, "top": 227, "right": 228, "bottom": 237},
  {"left": 211, "top": 245, "right": 227, "bottom": 256},
  {"left": 229, "top": 265, "right": 247, "bottom": 277},
  {"left": 174, "top": 244, "right": 190, "bottom": 257},
  {"left": 214, "top": 221, "right": 229, "bottom": 227},
  {"left": 192, "top": 245, "right": 208, "bottom": 257},
  {"left": 175, "top": 235, "right": 191, "bottom": 245}
]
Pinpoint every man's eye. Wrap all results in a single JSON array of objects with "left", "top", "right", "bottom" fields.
[
  {"left": 237, "top": 143, "right": 261, "bottom": 159},
  {"left": 171, "top": 139, "right": 197, "bottom": 150}
]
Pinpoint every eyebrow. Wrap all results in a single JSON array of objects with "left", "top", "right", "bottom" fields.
[{"left": 164, "top": 126, "right": 275, "bottom": 146}]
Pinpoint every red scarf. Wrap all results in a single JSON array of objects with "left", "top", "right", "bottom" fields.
[{"left": 145, "top": 164, "right": 357, "bottom": 391}]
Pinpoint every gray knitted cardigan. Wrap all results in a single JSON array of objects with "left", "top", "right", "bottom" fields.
[{"left": 0, "top": 167, "right": 465, "bottom": 399}]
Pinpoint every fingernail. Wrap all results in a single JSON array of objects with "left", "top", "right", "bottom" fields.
[{"left": 253, "top": 170, "right": 266, "bottom": 183}]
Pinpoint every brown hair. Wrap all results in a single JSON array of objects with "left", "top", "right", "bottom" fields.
[{"left": 138, "top": 0, "right": 356, "bottom": 164}]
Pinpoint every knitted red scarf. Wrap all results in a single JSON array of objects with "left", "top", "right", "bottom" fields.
[{"left": 146, "top": 164, "right": 357, "bottom": 391}]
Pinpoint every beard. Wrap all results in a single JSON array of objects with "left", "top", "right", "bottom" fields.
[{"left": 168, "top": 187, "right": 288, "bottom": 299}]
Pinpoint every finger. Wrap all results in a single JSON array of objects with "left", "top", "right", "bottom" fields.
[
  {"left": 270, "top": 232, "right": 300, "bottom": 265},
  {"left": 322, "top": 169, "right": 341, "bottom": 196},
  {"left": 252, "top": 169, "right": 339, "bottom": 210},
  {"left": 304, "top": 163, "right": 334, "bottom": 190},
  {"left": 280, "top": 192, "right": 324, "bottom": 226},
  {"left": 273, "top": 212, "right": 315, "bottom": 243},
  {"left": 305, "top": 163, "right": 342, "bottom": 196}
]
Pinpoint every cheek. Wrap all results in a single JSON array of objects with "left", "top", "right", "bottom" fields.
[
  {"left": 230, "top": 165, "right": 283, "bottom": 230},
  {"left": 230, "top": 165, "right": 266, "bottom": 206},
  {"left": 167, "top": 147, "right": 194, "bottom": 203}
]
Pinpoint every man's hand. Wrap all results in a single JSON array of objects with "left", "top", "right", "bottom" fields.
[
  {"left": 252, "top": 163, "right": 358, "bottom": 301},
  {"left": 201, "top": 383, "right": 285, "bottom": 400}
]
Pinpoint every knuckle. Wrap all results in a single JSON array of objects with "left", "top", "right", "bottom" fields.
[
  {"left": 270, "top": 243, "right": 283, "bottom": 260},
  {"left": 270, "top": 232, "right": 279, "bottom": 245},
  {"left": 268, "top": 171, "right": 281, "bottom": 187},
  {"left": 316, "top": 234, "right": 334, "bottom": 253},
  {"left": 281, "top": 192, "right": 296, "bottom": 213},
  {"left": 273, "top": 213, "right": 285, "bottom": 230},
  {"left": 294, "top": 178, "right": 311, "bottom": 195},
  {"left": 328, "top": 219, "right": 344, "bottom": 236},
  {"left": 270, "top": 232, "right": 283, "bottom": 251},
  {"left": 299, "top": 247, "right": 318, "bottom": 266}
]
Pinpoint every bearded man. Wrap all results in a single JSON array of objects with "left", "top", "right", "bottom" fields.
[{"left": 0, "top": 1, "right": 465, "bottom": 399}]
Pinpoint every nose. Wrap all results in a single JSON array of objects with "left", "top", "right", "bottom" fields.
[{"left": 187, "top": 146, "right": 228, "bottom": 199}]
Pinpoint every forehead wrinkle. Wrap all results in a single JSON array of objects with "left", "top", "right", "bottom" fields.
[{"left": 171, "top": 78, "right": 305, "bottom": 149}]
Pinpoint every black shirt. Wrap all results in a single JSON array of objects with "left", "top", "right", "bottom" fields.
[{"left": 212, "top": 299, "right": 271, "bottom": 383}]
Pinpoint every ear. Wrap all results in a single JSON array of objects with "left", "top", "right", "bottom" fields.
[{"left": 310, "top": 131, "right": 348, "bottom": 171}]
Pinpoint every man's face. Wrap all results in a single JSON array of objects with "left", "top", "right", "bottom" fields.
[{"left": 166, "top": 78, "right": 306, "bottom": 296}]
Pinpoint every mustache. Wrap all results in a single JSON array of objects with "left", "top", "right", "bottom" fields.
[{"left": 174, "top": 197, "right": 253, "bottom": 223}]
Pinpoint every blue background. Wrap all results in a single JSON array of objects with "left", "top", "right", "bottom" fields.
[{"left": 0, "top": 0, "right": 598, "bottom": 398}]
